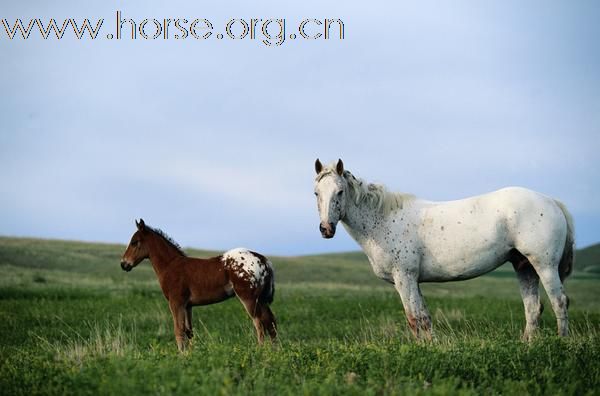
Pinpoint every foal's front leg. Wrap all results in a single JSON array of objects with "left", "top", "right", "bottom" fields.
[
  {"left": 393, "top": 270, "right": 432, "bottom": 340},
  {"left": 184, "top": 305, "right": 194, "bottom": 339},
  {"left": 168, "top": 300, "right": 188, "bottom": 352}
]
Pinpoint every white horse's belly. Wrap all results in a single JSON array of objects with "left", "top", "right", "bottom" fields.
[
  {"left": 416, "top": 195, "right": 513, "bottom": 282},
  {"left": 418, "top": 241, "right": 510, "bottom": 281}
]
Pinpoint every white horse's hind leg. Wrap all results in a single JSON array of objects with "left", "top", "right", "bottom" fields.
[
  {"left": 393, "top": 271, "right": 432, "bottom": 340},
  {"left": 534, "top": 264, "right": 569, "bottom": 336},
  {"left": 512, "top": 260, "right": 543, "bottom": 341}
]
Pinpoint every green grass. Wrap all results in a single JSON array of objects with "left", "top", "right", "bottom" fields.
[{"left": 0, "top": 237, "right": 599, "bottom": 395}]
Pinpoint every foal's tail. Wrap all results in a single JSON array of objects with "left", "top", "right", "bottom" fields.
[
  {"left": 555, "top": 199, "right": 575, "bottom": 282},
  {"left": 259, "top": 261, "right": 275, "bottom": 305}
]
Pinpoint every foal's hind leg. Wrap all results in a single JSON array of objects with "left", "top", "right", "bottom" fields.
[
  {"left": 511, "top": 250, "right": 543, "bottom": 341},
  {"left": 265, "top": 306, "right": 278, "bottom": 341},
  {"left": 258, "top": 304, "right": 277, "bottom": 341},
  {"left": 240, "top": 298, "right": 266, "bottom": 344}
]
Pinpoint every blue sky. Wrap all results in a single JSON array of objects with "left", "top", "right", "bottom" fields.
[{"left": 1, "top": 1, "right": 599, "bottom": 255}]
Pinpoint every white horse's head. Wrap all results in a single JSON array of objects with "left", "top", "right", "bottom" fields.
[{"left": 314, "top": 158, "right": 348, "bottom": 238}]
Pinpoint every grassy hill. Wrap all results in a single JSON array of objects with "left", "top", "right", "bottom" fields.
[
  {"left": 1, "top": 236, "right": 598, "bottom": 280},
  {"left": 0, "top": 237, "right": 599, "bottom": 395},
  {"left": 0, "top": 237, "right": 598, "bottom": 308},
  {"left": 577, "top": 243, "right": 600, "bottom": 273}
]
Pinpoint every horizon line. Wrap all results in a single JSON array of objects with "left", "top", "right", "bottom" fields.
[{"left": 0, "top": 233, "right": 598, "bottom": 257}]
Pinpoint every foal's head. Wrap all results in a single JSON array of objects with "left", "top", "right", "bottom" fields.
[
  {"left": 120, "top": 219, "right": 151, "bottom": 272},
  {"left": 314, "top": 158, "right": 348, "bottom": 238}
]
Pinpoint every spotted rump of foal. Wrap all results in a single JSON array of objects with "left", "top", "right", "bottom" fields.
[{"left": 120, "top": 219, "right": 277, "bottom": 351}]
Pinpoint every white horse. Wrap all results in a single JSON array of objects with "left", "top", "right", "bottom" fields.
[{"left": 314, "top": 159, "right": 574, "bottom": 341}]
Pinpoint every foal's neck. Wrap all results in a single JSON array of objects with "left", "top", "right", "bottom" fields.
[{"left": 147, "top": 234, "right": 182, "bottom": 276}]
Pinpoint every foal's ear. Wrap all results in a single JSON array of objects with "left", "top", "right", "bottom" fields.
[
  {"left": 336, "top": 159, "right": 344, "bottom": 176},
  {"left": 315, "top": 158, "right": 323, "bottom": 174},
  {"left": 136, "top": 219, "right": 146, "bottom": 231}
]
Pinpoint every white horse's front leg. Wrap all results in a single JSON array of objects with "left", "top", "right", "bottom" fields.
[{"left": 393, "top": 270, "right": 432, "bottom": 340}]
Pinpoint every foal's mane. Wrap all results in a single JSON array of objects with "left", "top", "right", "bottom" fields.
[
  {"left": 146, "top": 225, "right": 186, "bottom": 256},
  {"left": 316, "top": 164, "right": 414, "bottom": 216}
]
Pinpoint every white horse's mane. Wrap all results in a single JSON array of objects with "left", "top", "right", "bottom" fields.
[{"left": 316, "top": 164, "right": 415, "bottom": 216}]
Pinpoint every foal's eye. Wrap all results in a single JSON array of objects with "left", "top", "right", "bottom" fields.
[{"left": 314, "top": 192, "right": 319, "bottom": 197}]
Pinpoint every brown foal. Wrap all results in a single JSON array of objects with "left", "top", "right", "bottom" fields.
[{"left": 120, "top": 219, "right": 277, "bottom": 351}]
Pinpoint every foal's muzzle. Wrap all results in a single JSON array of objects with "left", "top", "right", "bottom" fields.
[
  {"left": 120, "top": 260, "right": 133, "bottom": 272},
  {"left": 319, "top": 222, "right": 336, "bottom": 239}
]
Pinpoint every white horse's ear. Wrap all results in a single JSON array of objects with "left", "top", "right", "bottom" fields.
[
  {"left": 336, "top": 159, "right": 344, "bottom": 176},
  {"left": 315, "top": 159, "right": 323, "bottom": 174}
]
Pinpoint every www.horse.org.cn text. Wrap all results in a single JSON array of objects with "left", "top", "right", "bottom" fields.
[{"left": 1, "top": 11, "right": 345, "bottom": 46}]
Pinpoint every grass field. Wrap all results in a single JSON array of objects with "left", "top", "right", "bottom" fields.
[{"left": 0, "top": 237, "right": 599, "bottom": 395}]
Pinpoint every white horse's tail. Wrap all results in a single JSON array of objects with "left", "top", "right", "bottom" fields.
[{"left": 555, "top": 200, "right": 575, "bottom": 282}]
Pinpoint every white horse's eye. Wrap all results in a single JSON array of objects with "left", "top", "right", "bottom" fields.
[
  {"left": 314, "top": 192, "right": 319, "bottom": 197},
  {"left": 337, "top": 190, "right": 344, "bottom": 196}
]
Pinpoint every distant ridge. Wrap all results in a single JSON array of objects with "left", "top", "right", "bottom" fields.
[
  {"left": 0, "top": 236, "right": 599, "bottom": 274},
  {"left": 577, "top": 243, "right": 600, "bottom": 274}
]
